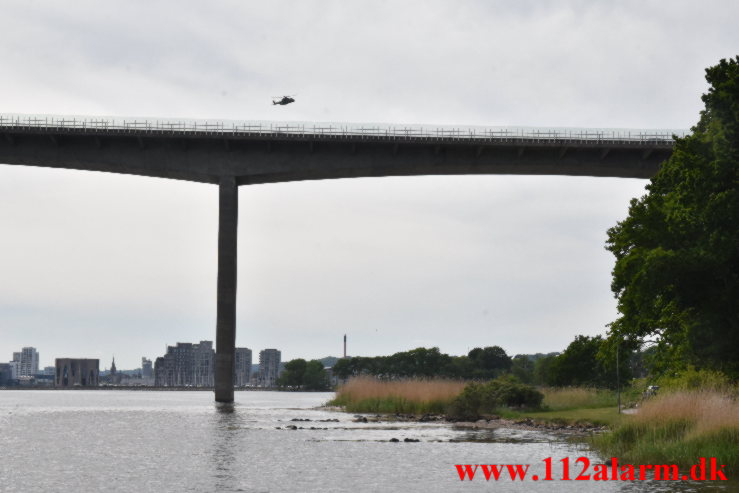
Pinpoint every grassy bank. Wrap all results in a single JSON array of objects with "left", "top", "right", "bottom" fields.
[
  {"left": 516, "top": 407, "right": 625, "bottom": 427},
  {"left": 331, "top": 379, "right": 737, "bottom": 463},
  {"left": 328, "top": 376, "right": 465, "bottom": 414},
  {"left": 330, "top": 377, "right": 738, "bottom": 471},
  {"left": 329, "top": 378, "right": 619, "bottom": 420},
  {"left": 490, "top": 387, "right": 622, "bottom": 426},
  {"left": 593, "top": 390, "right": 739, "bottom": 469},
  {"left": 539, "top": 387, "right": 618, "bottom": 410}
]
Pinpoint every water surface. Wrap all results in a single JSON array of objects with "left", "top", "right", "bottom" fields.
[{"left": 0, "top": 391, "right": 731, "bottom": 492}]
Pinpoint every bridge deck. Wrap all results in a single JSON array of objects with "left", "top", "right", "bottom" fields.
[
  {"left": 0, "top": 114, "right": 687, "bottom": 184},
  {"left": 0, "top": 113, "right": 685, "bottom": 144}
]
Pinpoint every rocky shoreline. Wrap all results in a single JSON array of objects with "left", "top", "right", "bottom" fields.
[{"left": 316, "top": 409, "right": 609, "bottom": 434}]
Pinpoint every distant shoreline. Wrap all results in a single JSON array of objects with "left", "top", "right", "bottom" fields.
[{"left": 0, "top": 386, "right": 312, "bottom": 392}]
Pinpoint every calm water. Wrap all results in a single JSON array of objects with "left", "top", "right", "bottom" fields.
[{"left": 0, "top": 391, "right": 732, "bottom": 492}]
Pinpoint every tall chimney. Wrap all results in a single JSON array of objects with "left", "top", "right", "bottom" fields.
[{"left": 343, "top": 334, "right": 347, "bottom": 358}]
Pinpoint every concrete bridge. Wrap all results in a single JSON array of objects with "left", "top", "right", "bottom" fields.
[{"left": 0, "top": 114, "right": 687, "bottom": 402}]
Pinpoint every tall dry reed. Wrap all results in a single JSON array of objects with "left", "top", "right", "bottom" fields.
[
  {"left": 594, "top": 389, "right": 739, "bottom": 468},
  {"left": 335, "top": 376, "right": 465, "bottom": 402},
  {"left": 539, "top": 387, "right": 616, "bottom": 410},
  {"left": 329, "top": 376, "right": 466, "bottom": 413},
  {"left": 635, "top": 390, "right": 739, "bottom": 438}
]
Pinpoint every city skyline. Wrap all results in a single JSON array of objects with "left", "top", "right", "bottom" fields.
[
  {"left": 1, "top": 2, "right": 738, "bottom": 369},
  {"left": 5, "top": 343, "right": 271, "bottom": 373}
]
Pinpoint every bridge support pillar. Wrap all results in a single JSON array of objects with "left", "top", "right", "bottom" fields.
[{"left": 215, "top": 176, "right": 238, "bottom": 402}]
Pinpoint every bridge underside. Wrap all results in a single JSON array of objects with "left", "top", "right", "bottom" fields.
[
  {"left": 0, "top": 126, "right": 674, "bottom": 402},
  {"left": 0, "top": 128, "right": 671, "bottom": 184}
]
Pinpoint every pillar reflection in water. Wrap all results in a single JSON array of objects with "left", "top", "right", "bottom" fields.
[{"left": 208, "top": 402, "right": 243, "bottom": 492}]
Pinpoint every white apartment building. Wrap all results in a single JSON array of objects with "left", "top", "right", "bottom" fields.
[{"left": 13, "top": 347, "right": 39, "bottom": 377}]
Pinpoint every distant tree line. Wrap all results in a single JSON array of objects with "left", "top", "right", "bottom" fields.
[
  {"left": 331, "top": 346, "right": 514, "bottom": 381},
  {"left": 526, "top": 335, "right": 632, "bottom": 389},
  {"left": 277, "top": 338, "right": 648, "bottom": 389},
  {"left": 328, "top": 338, "right": 637, "bottom": 389}
]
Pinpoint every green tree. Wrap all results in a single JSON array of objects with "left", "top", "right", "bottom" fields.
[
  {"left": 302, "top": 360, "right": 330, "bottom": 390},
  {"left": 387, "top": 347, "right": 452, "bottom": 377},
  {"left": 277, "top": 358, "right": 307, "bottom": 388},
  {"left": 468, "top": 346, "right": 512, "bottom": 378},
  {"left": 548, "top": 335, "right": 624, "bottom": 388},
  {"left": 444, "top": 355, "right": 476, "bottom": 379},
  {"left": 510, "top": 354, "right": 535, "bottom": 383},
  {"left": 533, "top": 354, "right": 558, "bottom": 385},
  {"left": 606, "top": 57, "right": 739, "bottom": 378},
  {"left": 331, "top": 358, "right": 353, "bottom": 380},
  {"left": 278, "top": 358, "right": 330, "bottom": 389}
]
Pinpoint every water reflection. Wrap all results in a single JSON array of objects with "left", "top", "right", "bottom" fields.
[
  {"left": 451, "top": 427, "right": 556, "bottom": 444},
  {"left": 209, "top": 402, "right": 242, "bottom": 492}
]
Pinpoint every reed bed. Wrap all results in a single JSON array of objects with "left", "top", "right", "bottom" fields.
[
  {"left": 328, "top": 376, "right": 466, "bottom": 414},
  {"left": 635, "top": 391, "right": 738, "bottom": 438},
  {"left": 539, "top": 387, "right": 616, "bottom": 411},
  {"left": 594, "top": 390, "right": 739, "bottom": 469}
]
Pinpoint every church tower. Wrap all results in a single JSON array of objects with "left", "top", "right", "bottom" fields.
[{"left": 109, "top": 356, "right": 120, "bottom": 384}]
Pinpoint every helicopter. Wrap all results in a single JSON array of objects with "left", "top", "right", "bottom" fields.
[{"left": 272, "top": 95, "right": 296, "bottom": 106}]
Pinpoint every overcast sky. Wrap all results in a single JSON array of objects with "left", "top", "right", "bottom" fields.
[{"left": 1, "top": 1, "right": 737, "bottom": 369}]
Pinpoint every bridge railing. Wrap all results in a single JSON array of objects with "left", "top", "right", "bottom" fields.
[{"left": 0, "top": 114, "right": 687, "bottom": 144}]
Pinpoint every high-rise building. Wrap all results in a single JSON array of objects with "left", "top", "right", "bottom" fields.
[
  {"left": 8, "top": 361, "right": 19, "bottom": 379},
  {"left": 0, "top": 363, "right": 12, "bottom": 386},
  {"left": 12, "top": 347, "right": 39, "bottom": 377},
  {"left": 258, "top": 349, "right": 281, "bottom": 387},
  {"left": 154, "top": 341, "right": 214, "bottom": 387},
  {"left": 141, "top": 357, "right": 153, "bottom": 378},
  {"left": 193, "top": 341, "right": 214, "bottom": 387},
  {"left": 234, "top": 348, "right": 252, "bottom": 387}
]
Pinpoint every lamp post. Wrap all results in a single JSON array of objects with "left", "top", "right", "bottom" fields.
[{"left": 616, "top": 342, "right": 621, "bottom": 414}]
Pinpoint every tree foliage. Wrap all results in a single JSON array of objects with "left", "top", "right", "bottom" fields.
[
  {"left": 278, "top": 358, "right": 307, "bottom": 388},
  {"left": 510, "top": 354, "right": 535, "bottom": 383},
  {"left": 546, "top": 335, "right": 628, "bottom": 388},
  {"left": 331, "top": 346, "right": 512, "bottom": 380},
  {"left": 447, "top": 376, "right": 544, "bottom": 420},
  {"left": 467, "top": 346, "right": 512, "bottom": 378},
  {"left": 302, "top": 360, "right": 329, "bottom": 390},
  {"left": 606, "top": 57, "right": 739, "bottom": 378},
  {"left": 278, "top": 358, "right": 330, "bottom": 390}
]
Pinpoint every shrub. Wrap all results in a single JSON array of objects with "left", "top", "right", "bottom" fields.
[
  {"left": 447, "top": 377, "right": 543, "bottom": 419},
  {"left": 655, "top": 366, "right": 733, "bottom": 393}
]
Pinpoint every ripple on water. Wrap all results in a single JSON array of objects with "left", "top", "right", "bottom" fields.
[{"left": 0, "top": 390, "right": 733, "bottom": 493}]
